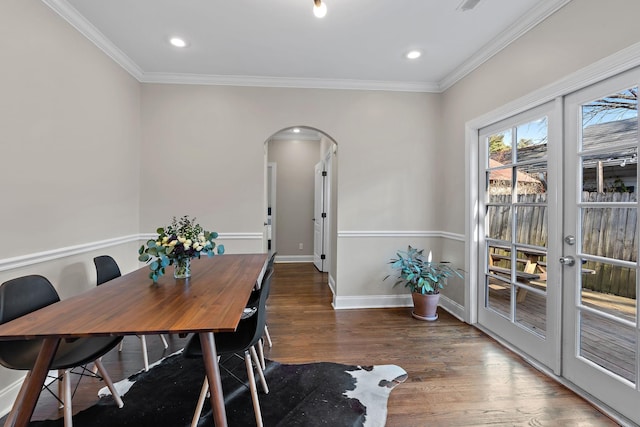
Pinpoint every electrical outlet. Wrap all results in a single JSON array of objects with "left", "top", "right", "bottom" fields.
[{"left": 299, "top": 243, "right": 303, "bottom": 250}]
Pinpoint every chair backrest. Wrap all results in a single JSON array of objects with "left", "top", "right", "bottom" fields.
[
  {"left": 0, "top": 275, "right": 59, "bottom": 325},
  {"left": 267, "top": 251, "right": 277, "bottom": 269},
  {"left": 94, "top": 255, "right": 122, "bottom": 285},
  {"left": 248, "top": 268, "right": 273, "bottom": 348}
]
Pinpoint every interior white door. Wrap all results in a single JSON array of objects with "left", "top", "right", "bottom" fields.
[
  {"left": 477, "top": 100, "right": 562, "bottom": 372},
  {"left": 562, "top": 68, "right": 640, "bottom": 425},
  {"left": 313, "top": 161, "right": 326, "bottom": 272}
]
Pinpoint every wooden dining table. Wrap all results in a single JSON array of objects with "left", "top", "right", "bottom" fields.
[{"left": 0, "top": 253, "right": 268, "bottom": 427}]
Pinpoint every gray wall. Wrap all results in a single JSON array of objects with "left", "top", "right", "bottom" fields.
[
  {"left": 2, "top": 0, "right": 640, "bottom": 413},
  {"left": 0, "top": 0, "right": 141, "bottom": 411}
]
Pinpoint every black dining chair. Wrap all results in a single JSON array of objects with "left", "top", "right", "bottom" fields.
[
  {"left": 0, "top": 275, "right": 124, "bottom": 427},
  {"left": 184, "top": 268, "right": 273, "bottom": 427},
  {"left": 247, "top": 252, "right": 276, "bottom": 370},
  {"left": 93, "top": 255, "right": 168, "bottom": 371}
]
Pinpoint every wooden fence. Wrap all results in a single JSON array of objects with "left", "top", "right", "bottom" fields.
[{"left": 488, "top": 192, "right": 637, "bottom": 299}]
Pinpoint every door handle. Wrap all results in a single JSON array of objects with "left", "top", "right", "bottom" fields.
[{"left": 559, "top": 256, "right": 575, "bottom": 266}]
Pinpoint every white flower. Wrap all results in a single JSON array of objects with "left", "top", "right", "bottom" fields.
[
  {"left": 169, "top": 240, "right": 178, "bottom": 247},
  {"left": 178, "top": 236, "right": 186, "bottom": 243}
]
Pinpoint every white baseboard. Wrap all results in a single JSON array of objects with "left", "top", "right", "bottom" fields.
[
  {"left": 328, "top": 274, "right": 336, "bottom": 295},
  {"left": 333, "top": 294, "right": 413, "bottom": 310},
  {"left": 0, "top": 376, "right": 25, "bottom": 419},
  {"left": 275, "top": 255, "right": 314, "bottom": 263},
  {"left": 438, "top": 295, "right": 466, "bottom": 321},
  {"left": 331, "top": 292, "right": 466, "bottom": 323}
]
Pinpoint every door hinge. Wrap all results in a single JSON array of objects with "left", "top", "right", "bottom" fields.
[
  {"left": 322, "top": 171, "right": 327, "bottom": 176},
  {"left": 321, "top": 254, "right": 326, "bottom": 260},
  {"left": 321, "top": 212, "right": 326, "bottom": 218}
]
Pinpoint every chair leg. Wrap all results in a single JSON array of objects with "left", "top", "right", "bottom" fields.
[
  {"left": 118, "top": 340, "right": 124, "bottom": 352},
  {"left": 160, "top": 334, "right": 169, "bottom": 349},
  {"left": 93, "top": 359, "right": 124, "bottom": 408},
  {"left": 62, "top": 369, "right": 72, "bottom": 427},
  {"left": 140, "top": 335, "right": 149, "bottom": 371},
  {"left": 91, "top": 357, "right": 101, "bottom": 374},
  {"left": 263, "top": 325, "right": 272, "bottom": 348},
  {"left": 244, "top": 351, "right": 264, "bottom": 427},
  {"left": 249, "top": 346, "right": 269, "bottom": 394},
  {"left": 257, "top": 339, "right": 266, "bottom": 370},
  {"left": 191, "top": 377, "right": 209, "bottom": 427},
  {"left": 58, "top": 369, "right": 64, "bottom": 409}
]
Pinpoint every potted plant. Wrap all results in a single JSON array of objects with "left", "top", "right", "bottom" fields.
[{"left": 385, "top": 245, "right": 464, "bottom": 321}]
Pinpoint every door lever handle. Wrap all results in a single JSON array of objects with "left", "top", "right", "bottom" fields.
[{"left": 559, "top": 256, "right": 575, "bottom": 266}]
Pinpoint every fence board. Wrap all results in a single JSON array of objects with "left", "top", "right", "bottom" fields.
[{"left": 489, "top": 192, "right": 637, "bottom": 299}]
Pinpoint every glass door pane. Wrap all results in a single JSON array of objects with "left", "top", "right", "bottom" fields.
[
  {"left": 576, "top": 87, "right": 638, "bottom": 384},
  {"left": 479, "top": 101, "right": 559, "bottom": 371},
  {"left": 563, "top": 68, "right": 640, "bottom": 425}
]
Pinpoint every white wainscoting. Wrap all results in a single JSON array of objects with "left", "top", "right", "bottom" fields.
[{"left": 333, "top": 230, "right": 466, "bottom": 320}]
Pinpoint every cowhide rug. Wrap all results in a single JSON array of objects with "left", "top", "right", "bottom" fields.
[{"left": 28, "top": 350, "right": 407, "bottom": 427}]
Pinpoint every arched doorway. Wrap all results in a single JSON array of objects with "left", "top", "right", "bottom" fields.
[{"left": 264, "top": 126, "right": 338, "bottom": 291}]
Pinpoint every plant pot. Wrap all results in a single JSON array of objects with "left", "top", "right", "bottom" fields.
[{"left": 411, "top": 292, "right": 439, "bottom": 321}]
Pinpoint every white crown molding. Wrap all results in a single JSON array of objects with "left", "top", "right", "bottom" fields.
[
  {"left": 0, "top": 235, "right": 140, "bottom": 272},
  {"left": 41, "top": 0, "right": 144, "bottom": 80},
  {"left": 140, "top": 72, "right": 440, "bottom": 93},
  {"left": 468, "top": 40, "right": 640, "bottom": 129},
  {"left": 42, "top": 0, "right": 563, "bottom": 93},
  {"left": 338, "top": 230, "right": 465, "bottom": 241},
  {"left": 439, "top": 0, "right": 573, "bottom": 91}
]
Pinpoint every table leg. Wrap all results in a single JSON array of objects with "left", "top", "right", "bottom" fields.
[
  {"left": 5, "top": 337, "right": 60, "bottom": 427},
  {"left": 199, "top": 332, "right": 227, "bottom": 427}
]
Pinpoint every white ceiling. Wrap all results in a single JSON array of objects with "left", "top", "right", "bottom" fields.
[{"left": 43, "top": 0, "right": 570, "bottom": 92}]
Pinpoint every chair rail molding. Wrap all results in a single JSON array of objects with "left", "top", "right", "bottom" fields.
[
  {"left": 0, "top": 233, "right": 263, "bottom": 272},
  {"left": 338, "top": 230, "right": 464, "bottom": 241},
  {"left": 0, "top": 235, "right": 140, "bottom": 273}
]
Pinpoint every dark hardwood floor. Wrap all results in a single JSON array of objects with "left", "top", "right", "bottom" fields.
[{"left": 6, "top": 263, "right": 618, "bottom": 426}]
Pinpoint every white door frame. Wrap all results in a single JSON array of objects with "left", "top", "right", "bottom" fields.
[
  {"left": 313, "top": 160, "right": 326, "bottom": 271},
  {"left": 465, "top": 44, "right": 640, "bottom": 425},
  {"left": 265, "top": 162, "right": 277, "bottom": 254},
  {"left": 323, "top": 149, "right": 333, "bottom": 275},
  {"left": 466, "top": 43, "right": 640, "bottom": 324}
]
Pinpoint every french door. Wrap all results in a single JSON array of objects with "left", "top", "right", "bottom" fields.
[
  {"left": 478, "top": 101, "right": 562, "bottom": 373},
  {"left": 563, "top": 68, "right": 639, "bottom": 424},
  {"left": 478, "top": 68, "right": 640, "bottom": 424}
]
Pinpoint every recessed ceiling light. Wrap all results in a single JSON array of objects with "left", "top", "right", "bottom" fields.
[
  {"left": 292, "top": 128, "right": 301, "bottom": 133},
  {"left": 406, "top": 50, "right": 422, "bottom": 60},
  {"left": 169, "top": 37, "right": 188, "bottom": 48}
]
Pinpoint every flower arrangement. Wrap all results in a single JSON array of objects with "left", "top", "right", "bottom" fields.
[{"left": 138, "top": 215, "right": 225, "bottom": 282}]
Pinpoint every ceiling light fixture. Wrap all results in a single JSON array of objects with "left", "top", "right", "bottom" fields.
[
  {"left": 313, "top": 0, "right": 327, "bottom": 18},
  {"left": 293, "top": 128, "right": 301, "bottom": 133},
  {"left": 406, "top": 50, "right": 422, "bottom": 60},
  {"left": 169, "top": 37, "right": 187, "bottom": 48}
]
